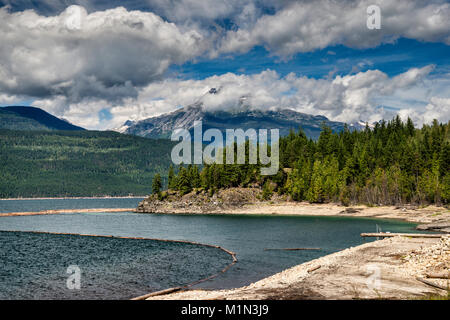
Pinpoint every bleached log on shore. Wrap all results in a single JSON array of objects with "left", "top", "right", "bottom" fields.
[
  {"left": 361, "top": 232, "right": 445, "bottom": 238},
  {"left": 416, "top": 277, "right": 449, "bottom": 291},
  {"left": 426, "top": 272, "right": 449, "bottom": 279},
  {"left": 131, "top": 287, "right": 183, "bottom": 300},
  {"left": 307, "top": 265, "right": 321, "bottom": 273},
  {"left": 264, "top": 248, "right": 321, "bottom": 251}
]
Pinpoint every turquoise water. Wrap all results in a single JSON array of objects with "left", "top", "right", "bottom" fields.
[{"left": 0, "top": 198, "right": 421, "bottom": 299}]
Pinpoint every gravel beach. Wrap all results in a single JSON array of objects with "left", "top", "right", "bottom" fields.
[{"left": 148, "top": 235, "right": 449, "bottom": 300}]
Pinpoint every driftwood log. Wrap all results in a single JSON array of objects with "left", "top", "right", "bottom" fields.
[
  {"left": 264, "top": 248, "right": 321, "bottom": 251},
  {"left": 426, "top": 272, "right": 449, "bottom": 279},
  {"left": 361, "top": 232, "right": 445, "bottom": 238},
  {"left": 131, "top": 287, "right": 182, "bottom": 300},
  {"left": 416, "top": 277, "right": 449, "bottom": 291},
  {"left": 307, "top": 265, "right": 322, "bottom": 273}
]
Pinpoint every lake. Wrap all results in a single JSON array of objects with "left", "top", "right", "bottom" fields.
[{"left": 0, "top": 198, "right": 421, "bottom": 299}]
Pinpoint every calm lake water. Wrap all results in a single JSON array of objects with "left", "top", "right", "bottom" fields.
[
  {"left": 0, "top": 197, "right": 145, "bottom": 213},
  {"left": 0, "top": 231, "right": 229, "bottom": 300},
  {"left": 0, "top": 198, "right": 421, "bottom": 299}
]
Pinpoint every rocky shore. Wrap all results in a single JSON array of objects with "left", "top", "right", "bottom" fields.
[
  {"left": 148, "top": 235, "right": 449, "bottom": 300},
  {"left": 135, "top": 188, "right": 263, "bottom": 214},
  {"left": 137, "top": 188, "right": 449, "bottom": 300}
]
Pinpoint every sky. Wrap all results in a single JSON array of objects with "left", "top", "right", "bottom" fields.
[{"left": 0, "top": 0, "right": 449, "bottom": 130}]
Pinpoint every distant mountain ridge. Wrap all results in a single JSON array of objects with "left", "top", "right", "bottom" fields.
[
  {"left": 121, "top": 103, "right": 355, "bottom": 140},
  {"left": 0, "top": 106, "right": 85, "bottom": 131}
]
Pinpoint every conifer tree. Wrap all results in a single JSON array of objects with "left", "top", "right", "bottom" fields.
[
  {"left": 168, "top": 165, "right": 176, "bottom": 190},
  {"left": 177, "top": 166, "right": 192, "bottom": 195},
  {"left": 152, "top": 173, "right": 162, "bottom": 196}
]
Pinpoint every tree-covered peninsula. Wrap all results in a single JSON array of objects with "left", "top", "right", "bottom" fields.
[{"left": 162, "top": 117, "right": 449, "bottom": 206}]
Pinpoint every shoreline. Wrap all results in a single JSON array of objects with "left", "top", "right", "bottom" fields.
[
  {"left": 148, "top": 235, "right": 449, "bottom": 300},
  {"left": 1, "top": 199, "right": 448, "bottom": 299},
  {"left": 136, "top": 188, "right": 449, "bottom": 227},
  {"left": 136, "top": 200, "right": 449, "bottom": 299},
  {"left": 227, "top": 202, "right": 450, "bottom": 226},
  {"left": 137, "top": 201, "right": 450, "bottom": 229},
  {"left": 4, "top": 200, "right": 447, "bottom": 228}
]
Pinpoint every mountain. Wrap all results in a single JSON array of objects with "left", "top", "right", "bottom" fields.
[
  {"left": 0, "top": 129, "right": 176, "bottom": 198},
  {"left": 122, "top": 103, "right": 351, "bottom": 140},
  {"left": 0, "top": 106, "right": 85, "bottom": 131}
]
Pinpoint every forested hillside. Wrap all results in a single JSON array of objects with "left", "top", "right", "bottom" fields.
[
  {"left": 0, "top": 106, "right": 85, "bottom": 131},
  {"left": 0, "top": 130, "right": 175, "bottom": 198},
  {"left": 166, "top": 117, "right": 450, "bottom": 205}
]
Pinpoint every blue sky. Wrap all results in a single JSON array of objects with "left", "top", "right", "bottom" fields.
[
  {"left": 169, "top": 39, "right": 450, "bottom": 80},
  {"left": 0, "top": 0, "right": 449, "bottom": 129}
]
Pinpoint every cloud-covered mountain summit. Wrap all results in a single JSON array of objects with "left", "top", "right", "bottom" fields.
[{"left": 121, "top": 102, "right": 352, "bottom": 140}]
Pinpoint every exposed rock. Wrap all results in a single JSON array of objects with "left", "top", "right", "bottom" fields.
[
  {"left": 416, "top": 221, "right": 450, "bottom": 233},
  {"left": 403, "top": 236, "right": 450, "bottom": 289},
  {"left": 136, "top": 188, "right": 263, "bottom": 214},
  {"left": 339, "top": 207, "right": 361, "bottom": 214}
]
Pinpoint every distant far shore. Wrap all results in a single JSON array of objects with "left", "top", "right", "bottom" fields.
[
  {"left": 0, "top": 208, "right": 134, "bottom": 217},
  {"left": 0, "top": 196, "right": 146, "bottom": 201}
]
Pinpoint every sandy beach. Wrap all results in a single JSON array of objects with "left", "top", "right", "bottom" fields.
[{"left": 226, "top": 202, "right": 450, "bottom": 226}]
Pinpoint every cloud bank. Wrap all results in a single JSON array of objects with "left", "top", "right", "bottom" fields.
[
  {"left": 0, "top": 1, "right": 449, "bottom": 129},
  {"left": 32, "top": 65, "right": 449, "bottom": 130}
]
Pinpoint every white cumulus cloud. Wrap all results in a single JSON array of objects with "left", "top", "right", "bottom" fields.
[
  {"left": 32, "top": 65, "right": 449, "bottom": 129},
  {"left": 0, "top": 5, "right": 205, "bottom": 103},
  {"left": 217, "top": 0, "right": 450, "bottom": 57}
]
